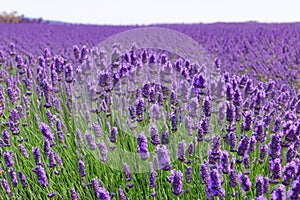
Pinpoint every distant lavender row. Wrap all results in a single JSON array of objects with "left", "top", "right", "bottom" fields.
[{"left": 0, "top": 23, "right": 299, "bottom": 85}]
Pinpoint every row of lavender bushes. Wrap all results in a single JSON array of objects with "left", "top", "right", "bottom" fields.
[{"left": 0, "top": 22, "right": 299, "bottom": 199}]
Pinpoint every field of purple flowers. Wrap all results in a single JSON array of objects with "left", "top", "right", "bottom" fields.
[{"left": 0, "top": 22, "right": 299, "bottom": 200}]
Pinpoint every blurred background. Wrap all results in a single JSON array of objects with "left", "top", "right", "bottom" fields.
[{"left": 0, "top": 0, "right": 299, "bottom": 25}]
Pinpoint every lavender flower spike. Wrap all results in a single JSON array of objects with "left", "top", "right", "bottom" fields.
[
  {"left": 170, "top": 169, "right": 183, "bottom": 196},
  {"left": 118, "top": 188, "right": 127, "bottom": 200},
  {"left": 255, "top": 175, "right": 264, "bottom": 197},
  {"left": 238, "top": 172, "right": 251, "bottom": 192},
  {"left": 210, "top": 168, "right": 225, "bottom": 198},
  {"left": 123, "top": 163, "right": 132, "bottom": 182},
  {"left": 270, "top": 184, "right": 285, "bottom": 200},
  {"left": 176, "top": 140, "right": 186, "bottom": 163},
  {"left": 4, "top": 151, "right": 14, "bottom": 168},
  {"left": 33, "top": 165, "right": 48, "bottom": 187},
  {"left": 70, "top": 188, "right": 78, "bottom": 200},
  {"left": 8, "top": 168, "right": 18, "bottom": 187},
  {"left": 39, "top": 122, "right": 54, "bottom": 141},
  {"left": 1, "top": 178, "right": 11, "bottom": 195},
  {"left": 137, "top": 132, "right": 149, "bottom": 160},
  {"left": 78, "top": 159, "right": 86, "bottom": 178},
  {"left": 18, "top": 170, "right": 28, "bottom": 188},
  {"left": 155, "top": 145, "right": 172, "bottom": 171}
]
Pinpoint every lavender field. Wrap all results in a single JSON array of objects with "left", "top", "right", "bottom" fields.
[{"left": 0, "top": 22, "right": 299, "bottom": 200}]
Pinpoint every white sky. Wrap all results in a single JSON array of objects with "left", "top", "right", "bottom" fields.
[{"left": 1, "top": 0, "right": 300, "bottom": 25}]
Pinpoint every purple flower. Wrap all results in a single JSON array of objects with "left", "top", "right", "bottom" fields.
[
  {"left": 1, "top": 178, "right": 11, "bottom": 195},
  {"left": 286, "top": 145, "right": 296, "bottom": 163},
  {"left": 193, "top": 73, "right": 205, "bottom": 89},
  {"left": 200, "top": 116, "right": 210, "bottom": 134},
  {"left": 188, "top": 98, "right": 199, "bottom": 117},
  {"left": 284, "top": 125, "right": 298, "bottom": 146},
  {"left": 92, "top": 178, "right": 99, "bottom": 194},
  {"left": 33, "top": 165, "right": 48, "bottom": 187},
  {"left": 148, "top": 87, "right": 156, "bottom": 103},
  {"left": 238, "top": 172, "right": 251, "bottom": 192},
  {"left": 237, "top": 136, "right": 249, "bottom": 156},
  {"left": 185, "top": 115, "right": 192, "bottom": 135},
  {"left": 259, "top": 144, "right": 268, "bottom": 163},
  {"left": 272, "top": 117, "right": 282, "bottom": 133},
  {"left": 118, "top": 188, "right": 127, "bottom": 200},
  {"left": 248, "top": 134, "right": 257, "bottom": 154},
  {"left": 269, "top": 134, "right": 281, "bottom": 160},
  {"left": 80, "top": 45, "right": 88, "bottom": 61},
  {"left": 235, "top": 106, "right": 242, "bottom": 121},
  {"left": 244, "top": 79, "right": 253, "bottom": 98},
  {"left": 0, "top": 87, "right": 5, "bottom": 116},
  {"left": 199, "top": 163, "right": 209, "bottom": 185},
  {"left": 2, "top": 130, "right": 10, "bottom": 147},
  {"left": 188, "top": 142, "right": 194, "bottom": 157},
  {"left": 283, "top": 161, "right": 297, "bottom": 186},
  {"left": 155, "top": 145, "right": 171, "bottom": 171},
  {"left": 8, "top": 168, "right": 18, "bottom": 187},
  {"left": 73, "top": 45, "right": 80, "bottom": 59},
  {"left": 210, "top": 168, "right": 225, "bottom": 197},
  {"left": 123, "top": 163, "right": 132, "bottom": 181},
  {"left": 208, "top": 135, "right": 221, "bottom": 164},
  {"left": 46, "top": 110, "right": 54, "bottom": 125},
  {"left": 70, "top": 188, "right": 78, "bottom": 200},
  {"left": 224, "top": 79, "right": 234, "bottom": 97},
  {"left": 91, "top": 123, "right": 102, "bottom": 138},
  {"left": 47, "top": 192, "right": 56, "bottom": 198},
  {"left": 170, "top": 90, "right": 178, "bottom": 107},
  {"left": 149, "top": 162, "right": 156, "bottom": 188},
  {"left": 84, "top": 131, "right": 96, "bottom": 150},
  {"left": 186, "top": 166, "right": 192, "bottom": 183},
  {"left": 270, "top": 184, "right": 285, "bottom": 200},
  {"left": 170, "top": 169, "right": 183, "bottom": 196},
  {"left": 78, "top": 160, "right": 86, "bottom": 177},
  {"left": 254, "top": 121, "right": 266, "bottom": 143},
  {"left": 243, "top": 154, "right": 250, "bottom": 170},
  {"left": 97, "top": 141, "right": 108, "bottom": 162},
  {"left": 226, "top": 102, "right": 235, "bottom": 124},
  {"left": 137, "top": 132, "right": 149, "bottom": 160},
  {"left": 269, "top": 158, "right": 282, "bottom": 180},
  {"left": 233, "top": 89, "right": 243, "bottom": 107},
  {"left": 170, "top": 112, "right": 178, "bottom": 132},
  {"left": 43, "top": 138, "right": 51, "bottom": 157},
  {"left": 220, "top": 150, "right": 230, "bottom": 174},
  {"left": 202, "top": 96, "right": 211, "bottom": 117},
  {"left": 54, "top": 152, "right": 63, "bottom": 167},
  {"left": 228, "top": 169, "right": 238, "bottom": 187},
  {"left": 149, "top": 124, "right": 160, "bottom": 146},
  {"left": 18, "top": 170, "right": 28, "bottom": 188},
  {"left": 197, "top": 127, "right": 204, "bottom": 142},
  {"left": 39, "top": 123, "right": 54, "bottom": 141},
  {"left": 242, "top": 110, "right": 253, "bottom": 132},
  {"left": 109, "top": 127, "right": 117, "bottom": 143},
  {"left": 229, "top": 132, "right": 237, "bottom": 151},
  {"left": 4, "top": 151, "right": 14, "bottom": 168},
  {"left": 136, "top": 97, "right": 145, "bottom": 121},
  {"left": 161, "top": 130, "right": 169, "bottom": 145},
  {"left": 96, "top": 187, "right": 110, "bottom": 200},
  {"left": 287, "top": 179, "right": 300, "bottom": 200},
  {"left": 176, "top": 140, "right": 186, "bottom": 163},
  {"left": 256, "top": 175, "right": 264, "bottom": 197},
  {"left": 150, "top": 104, "right": 160, "bottom": 120},
  {"left": 48, "top": 151, "right": 56, "bottom": 168},
  {"left": 32, "top": 147, "right": 41, "bottom": 165},
  {"left": 263, "top": 177, "right": 269, "bottom": 194}
]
